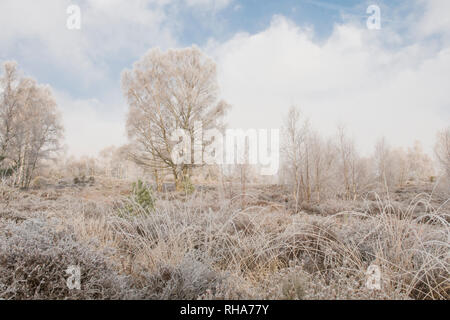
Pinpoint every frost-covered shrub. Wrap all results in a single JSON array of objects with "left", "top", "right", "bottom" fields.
[
  {"left": 0, "top": 219, "right": 134, "bottom": 299},
  {"left": 135, "top": 254, "right": 225, "bottom": 300}
]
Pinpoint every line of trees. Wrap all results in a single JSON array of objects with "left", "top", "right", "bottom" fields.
[
  {"left": 120, "top": 47, "right": 446, "bottom": 198},
  {"left": 281, "top": 106, "right": 439, "bottom": 206},
  {"left": 48, "top": 146, "right": 145, "bottom": 181},
  {"left": 2, "top": 50, "right": 445, "bottom": 196},
  {"left": 0, "top": 61, "right": 63, "bottom": 188}
]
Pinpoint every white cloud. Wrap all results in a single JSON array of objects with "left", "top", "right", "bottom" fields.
[
  {"left": 82, "top": 0, "right": 176, "bottom": 56},
  {"left": 0, "top": 0, "right": 176, "bottom": 84},
  {"left": 55, "top": 91, "right": 127, "bottom": 156},
  {"left": 185, "top": 0, "right": 232, "bottom": 11},
  {"left": 416, "top": 0, "right": 450, "bottom": 39},
  {"left": 208, "top": 15, "right": 450, "bottom": 155}
]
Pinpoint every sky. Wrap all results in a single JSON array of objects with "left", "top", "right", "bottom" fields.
[{"left": 0, "top": 0, "right": 449, "bottom": 157}]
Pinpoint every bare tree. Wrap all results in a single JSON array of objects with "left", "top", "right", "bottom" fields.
[
  {"left": 282, "top": 106, "right": 309, "bottom": 208},
  {"left": 122, "top": 47, "right": 230, "bottom": 190},
  {"left": 335, "top": 126, "right": 369, "bottom": 200},
  {"left": 406, "top": 141, "right": 434, "bottom": 182},
  {"left": 435, "top": 127, "right": 450, "bottom": 179},
  {"left": 0, "top": 61, "right": 63, "bottom": 188},
  {"left": 374, "top": 137, "right": 393, "bottom": 188},
  {"left": 309, "top": 131, "right": 336, "bottom": 202},
  {"left": 0, "top": 61, "right": 27, "bottom": 176},
  {"left": 336, "top": 126, "right": 356, "bottom": 200}
]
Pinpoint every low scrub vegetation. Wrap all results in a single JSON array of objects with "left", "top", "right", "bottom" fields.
[{"left": 0, "top": 180, "right": 448, "bottom": 300}]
